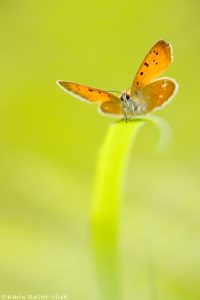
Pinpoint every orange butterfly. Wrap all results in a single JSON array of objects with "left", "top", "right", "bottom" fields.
[{"left": 57, "top": 40, "right": 178, "bottom": 119}]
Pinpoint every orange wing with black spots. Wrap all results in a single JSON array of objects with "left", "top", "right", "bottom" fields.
[
  {"left": 130, "top": 40, "right": 173, "bottom": 96},
  {"left": 99, "top": 100, "right": 124, "bottom": 116},
  {"left": 57, "top": 81, "right": 119, "bottom": 103},
  {"left": 138, "top": 78, "right": 178, "bottom": 112}
]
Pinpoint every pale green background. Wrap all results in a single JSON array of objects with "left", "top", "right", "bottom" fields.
[{"left": 0, "top": 0, "right": 200, "bottom": 299}]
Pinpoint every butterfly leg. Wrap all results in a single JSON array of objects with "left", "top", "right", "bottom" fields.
[
  {"left": 122, "top": 107, "right": 128, "bottom": 123},
  {"left": 121, "top": 100, "right": 128, "bottom": 123}
]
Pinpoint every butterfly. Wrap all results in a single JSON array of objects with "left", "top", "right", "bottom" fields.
[{"left": 57, "top": 40, "right": 178, "bottom": 120}]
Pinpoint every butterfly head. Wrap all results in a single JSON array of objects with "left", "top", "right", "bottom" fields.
[{"left": 120, "top": 92, "right": 130, "bottom": 102}]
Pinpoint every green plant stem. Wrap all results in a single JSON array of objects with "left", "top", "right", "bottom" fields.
[
  {"left": 90, "top": 119, "right": 145, "bottom": 300},
  {"left": 90, "top": 116, "right": 170, "bottom": 300}
]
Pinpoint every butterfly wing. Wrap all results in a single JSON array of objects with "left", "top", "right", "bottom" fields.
[
  {"left": 99, "top": 100, "right": 124, "bottom": 117},
  {"left": 130, "top": 40, "right": 173, "bottom": 96},
  {"left": 57, "top": 81, "right": 119, "bottom": 103},
  {"left": 137, "top": 77, "right": 178, "bottom": 113}
]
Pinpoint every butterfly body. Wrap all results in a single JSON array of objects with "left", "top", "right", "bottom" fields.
[
  {"left": 57, "top": 40, "right": 178, "bottom": 119},
  {"left": 120, "top": 92, "right": 146, "bottom": 116}
]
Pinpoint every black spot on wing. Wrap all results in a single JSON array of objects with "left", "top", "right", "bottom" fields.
[{"left": 144, "top": 62, "right": 149, "bottom": 67}]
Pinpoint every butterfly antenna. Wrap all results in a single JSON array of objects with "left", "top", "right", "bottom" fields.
[{"left": 106, "top": 90, "right": 121, "bottom": 94}]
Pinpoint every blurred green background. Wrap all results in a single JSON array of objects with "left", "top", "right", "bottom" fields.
[{"left": 0, "top": 0, "right": 200, "bottom": 299}]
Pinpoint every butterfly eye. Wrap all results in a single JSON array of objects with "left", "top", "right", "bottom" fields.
[{"left": 121, "top": 93, "right": 130, "bottom": 101}]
